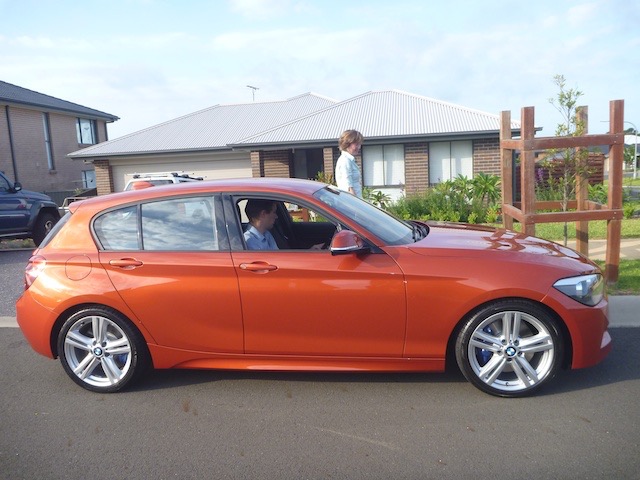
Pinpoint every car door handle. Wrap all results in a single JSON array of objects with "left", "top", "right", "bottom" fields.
[
  {"left": 239, "top": 262, "right": 278, "bottom": 273},
  {"left": 109, "top": 258, "right": 144, "bottom": 269}
]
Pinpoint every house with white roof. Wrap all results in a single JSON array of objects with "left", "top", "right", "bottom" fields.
[{"left": 69, "top": 90, "right": 521, "bottom": 198}]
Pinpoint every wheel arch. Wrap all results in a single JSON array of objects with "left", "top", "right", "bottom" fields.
[
  {"left": 50, "top": 303, "right": 153, "bottom": 367},
  {"left": 444, "top": 296, "right": 573, "bottom": 373},
  {"left": 31, "top": 205, "right": 61, "bottom": 227}
]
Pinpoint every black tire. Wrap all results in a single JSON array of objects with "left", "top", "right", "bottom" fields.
[
  {"left": 32, "top": 212, "right": 57, "bottom": 245},
  {"left": 57, "top": 306, "right": 150, "bottom": 393},
  {"left": 455, "top": 299, "right": 563, "bottom": 398}
]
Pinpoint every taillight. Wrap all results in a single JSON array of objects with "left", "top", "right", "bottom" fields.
[{"left": 25, "top": 255, "right": 46, "bottom": 290}]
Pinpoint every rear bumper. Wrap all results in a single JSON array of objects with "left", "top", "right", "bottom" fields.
[{"left": 16, "top": 291, "right": 57, "bottom": 359}]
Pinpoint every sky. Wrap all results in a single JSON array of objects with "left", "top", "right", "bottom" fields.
[{"left": 1, "top": 0, "right": 638, "bottom": 140}]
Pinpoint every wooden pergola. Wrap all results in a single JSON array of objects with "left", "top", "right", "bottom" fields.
[{"left": 500, "top": 100, "right": 626, "bottom": 283}]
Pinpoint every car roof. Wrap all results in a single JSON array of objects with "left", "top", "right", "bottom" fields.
[{"left": 70, "top": 177, "right": 328, "bottom": 213}]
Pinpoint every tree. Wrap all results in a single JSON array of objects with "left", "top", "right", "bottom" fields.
[{"left": 544, "top": 74, "right": 590, "bottom": 245}]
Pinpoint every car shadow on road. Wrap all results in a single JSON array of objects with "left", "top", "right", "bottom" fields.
[
  {"left": 129, "top": 328, "right": 638, "bottom": 396},
  {"left": 135, "top": 366, "right": 467, "bottom": 393},
  {"left": 543, "top": 327, "right": 639, "bottom": 396}
]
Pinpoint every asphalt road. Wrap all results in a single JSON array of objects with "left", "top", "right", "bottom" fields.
[
  {"left": 2, "top": 249, "right": 639, "bottom": 479},
  {"left": 0, "top": 249, "right": 27, "bottom": 318}
]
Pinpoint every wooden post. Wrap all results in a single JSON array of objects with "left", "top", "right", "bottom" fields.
[
  {"left": 606, "top": 100, "right": 624, "bottom": 283},
  {"left": 575, "top": 106, "right": 589, "bottom": 256},
  {"left": 520, "top": 107, "right": 536, "bottom": 236},
  {"left": 500, "top": 111, "right": 514, "bottom": 229}
]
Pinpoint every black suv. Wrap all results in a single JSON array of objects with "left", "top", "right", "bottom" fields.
[{"left": 0, "top": 171, "right": 60, "bottom": 246}]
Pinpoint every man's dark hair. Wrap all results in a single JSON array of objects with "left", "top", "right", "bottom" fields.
[{"left": 245, "top": 199, "right": 277, "bottom": 222}]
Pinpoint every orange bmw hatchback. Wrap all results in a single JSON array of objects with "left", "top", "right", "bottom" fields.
[{"left": 16, "top": 178, "right": 611, "bottom": 397}]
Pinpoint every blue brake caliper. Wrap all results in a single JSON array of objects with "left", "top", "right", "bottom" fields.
[{"left": 476, "top": 325, "right": 494, "bottom": 365}]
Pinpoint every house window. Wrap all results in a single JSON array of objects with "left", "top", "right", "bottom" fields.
[
  {"left": 76, "top": 118, "right": 97, "bottom": 144},
  {"left": 362, "top": 144, "right": 405, "bottom": 187},
  {"left": 42, "top": 113, "right": 54, "bottom": 170},
  {"left": 429, "top": 141, "right": 473, "bottom": 184},
  {"left": 82, "top": 170, "right": 96, "bottom": 189}
]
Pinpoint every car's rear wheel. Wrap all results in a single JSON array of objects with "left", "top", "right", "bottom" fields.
[
  {"left": 455, "top": 300, "right": 563, "bottom": 397},
  {"left": 58, "top": 307, "right": 150, "bottom": 393}
]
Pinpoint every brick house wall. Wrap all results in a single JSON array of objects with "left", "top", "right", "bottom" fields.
[
  {"left": 473, "top": 138, "right": 501, "bottom": 176},
  {"left": 261, "top": 150, "right": 291, "bottom": 177},
  {"left": 0, "top": 107, "right": 14, "bottom": 179},
  {"left": 94, "top": 159, "right": 114, "bottom": 196},
  {"left": 250, "top": 151, "right": 263, "bottom": 178},
  {"left": 322, "top": 147, "right": 335, "bottom": 179},
  {"left": 404, "top": 143, "right": 429, "bottom": 195},
  {"left": 0, "top": 104, "right": 109, "bottom": 193},
  {"left": 1, "top": 108, "right": 49, "bottom": 189}
]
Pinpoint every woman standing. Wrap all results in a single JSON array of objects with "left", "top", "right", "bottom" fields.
[{"left": 335, "top": 129, "right": 364, "bottom": 197}]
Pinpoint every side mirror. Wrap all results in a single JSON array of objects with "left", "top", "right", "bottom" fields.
[
  {"left": 330, "top": 230, "right": 369, "bottom": 256},
  {"left": 11, "top": 182, "right": 22, "bottom": 193}
]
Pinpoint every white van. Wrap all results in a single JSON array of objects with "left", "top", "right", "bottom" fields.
[{"left": 123, "top": 171, "right": 204, "bottom": 191}]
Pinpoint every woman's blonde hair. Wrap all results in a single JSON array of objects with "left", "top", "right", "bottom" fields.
[{"left": 338, "top": 130, "right": 364, "bottom": 151}]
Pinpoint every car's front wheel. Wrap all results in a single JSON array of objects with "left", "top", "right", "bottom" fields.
[
  {"left": 32, "top": 212, "right": 57, "bottom": 245},
  {"left": 455, "top": 300, "right": 563, "bottom": 397},
  {"left": 58, "top": 307, "right": 150, "bottom": 393}
]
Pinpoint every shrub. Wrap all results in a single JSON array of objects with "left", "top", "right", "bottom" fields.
[
  {"left": 387, "top": 174, "right": 502, "bottom": 223},
  {"left": 623, "top": 203, "right": 636, "bottom": 219},
  {"left": 588, "top": 183, "right": 608, "bottom": 204}
]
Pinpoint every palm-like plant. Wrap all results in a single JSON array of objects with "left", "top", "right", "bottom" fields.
[{"left": 472, "top": 172, "right": 501, "bottom": 205}]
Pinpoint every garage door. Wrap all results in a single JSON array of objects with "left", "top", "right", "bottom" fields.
[{"left": 110, "top": 153, "right": 252, "bottom": 191}]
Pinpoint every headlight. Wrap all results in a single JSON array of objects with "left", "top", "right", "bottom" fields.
[{"left": 553, "top": 274, "right": 604, "bottom": 306}]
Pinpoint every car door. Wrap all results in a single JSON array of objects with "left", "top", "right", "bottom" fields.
[
  {"left": 0, "top": 175, "right": 29, "bottom": 232},
  {"left": 230, "top": 198, "right": 407, "bottom": 357},
  {"left": 96, "top": 195, "right": 244, "bottom": 354}
]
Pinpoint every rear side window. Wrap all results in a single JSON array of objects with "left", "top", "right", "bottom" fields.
[
  {"left": 94, "top": 196, "right": 222, "bottom": 251},
  {"left": 94, "top": 206, "right": 139, "bottom": 250},
  {"left": 142, "top": 197, "right": 217, "bottom": 250}
]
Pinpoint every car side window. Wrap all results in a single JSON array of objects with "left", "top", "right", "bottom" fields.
[
  {"left": 94, "top": 206, "right": 139, "bottom": 250},
  {"left": 235, "top": 197, "right": 338, "bottom": 251},
  {"left": 142, "top": 197, "right": 218, "bottom": 251},
  {"left": 0, "top": 173, "right": 12, "bottom": 192},
  {"left": 95, "top": 196, "right": 221, "bottom": 251}
]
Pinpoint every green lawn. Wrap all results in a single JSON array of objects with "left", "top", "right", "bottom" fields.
[
  {"left": 608, "top": 176, "right": 640, "bottom": 187},
  {"left": 594, "top": 260, "right": 640, "bottom": 295},
  {"left": 508, "top": 218, "right": 640, "bottom": 240}
]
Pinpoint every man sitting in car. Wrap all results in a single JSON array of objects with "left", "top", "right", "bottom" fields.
[{"left": 244, "top": 199, "right": 280, "bottom": 250}]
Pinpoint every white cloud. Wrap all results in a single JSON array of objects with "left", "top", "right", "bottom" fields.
[
  {"left": 567, "top": 2, "right": 598, "bottom": 25},
  {"left": 228, "top": 0, "right": 298, "bottom": 18}
]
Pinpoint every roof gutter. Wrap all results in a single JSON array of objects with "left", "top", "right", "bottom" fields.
[
  {"left": 68, "top": 145, "right": 234, "bottom": 160},
  {"left": 227, "top": 129, "right": 527, "bottom": 150}
]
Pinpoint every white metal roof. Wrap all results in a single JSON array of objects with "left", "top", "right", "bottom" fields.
[
  {"left": 69, "top": 93, "right": 336, "bottom": 158},
  {"left": 233, "top": 90, "right": 520, "bottom": 147},
  {"left": 69, "top": 90, "right": 520, "bottom": 159}
]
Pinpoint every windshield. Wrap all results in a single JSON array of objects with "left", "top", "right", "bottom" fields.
[{"left": 314, "top": 187, "right": 415, "bottom": 245}]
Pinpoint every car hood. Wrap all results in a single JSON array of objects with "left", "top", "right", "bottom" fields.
[
  {"left": 18, "top": 189, "right": 55, "bottom": 203},
  {"left": 409, "top": 221, "right": 593, "bottom": 266}
]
